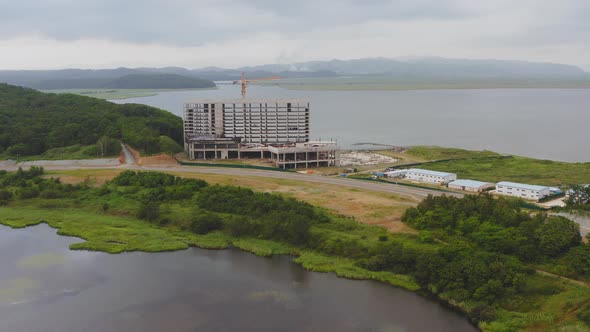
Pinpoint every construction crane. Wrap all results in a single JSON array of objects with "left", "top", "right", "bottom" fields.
[{"left": 233, "top": 72, "right": 280, "bottom": 98}]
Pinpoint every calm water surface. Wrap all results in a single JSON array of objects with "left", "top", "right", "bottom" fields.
[
  {"left": 0, "top": 224, "right": 476, "bottom": 332},
  {"left": 112, "top": 85, "right": 590, "bottom": 162}
]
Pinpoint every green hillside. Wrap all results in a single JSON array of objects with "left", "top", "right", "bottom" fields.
[
  {"left": 106, "top": 74, "right": 215, "bottom": 89},
  {"left": 0, "top": 84, "right": 183, "bottom": 158},
  {"left": 29, "top": 73, "right": 216, "bottom": 90}
]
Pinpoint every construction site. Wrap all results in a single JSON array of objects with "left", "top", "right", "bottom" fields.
[{"left": 183, "top": 74, "right": 339, "bottom": 169}]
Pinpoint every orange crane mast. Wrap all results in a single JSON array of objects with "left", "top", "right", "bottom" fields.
[{"left": 233, "top": 72, "right": 280, "bottom": 98}]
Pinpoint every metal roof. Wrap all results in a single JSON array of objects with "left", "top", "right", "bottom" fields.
[
  {"left": 406, "top": 168, "right": 456, "bottom": 177},
  {"left": 449, "top": 179, "right": 494, "bottom": 188},
  {"left": 497, "top": 181, "right": 549, "bottom": 191}
]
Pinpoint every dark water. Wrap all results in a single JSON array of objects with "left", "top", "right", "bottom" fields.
[
  {"left": 0, "top": 224, "right": 476, "bottom": 332},
  {"left": 112, "top": 85, "right": 590, "bottom": 162}
]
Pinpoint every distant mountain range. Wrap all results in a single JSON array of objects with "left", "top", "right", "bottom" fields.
[
  {"left": 1, "top": 57, "right": 589, "bottom": 90},
  {"left": 0, "top": 70, "right": 216, "bottom": 90},
  {"left": 234, "top": 57, "right": 590, "bottom": 80}
]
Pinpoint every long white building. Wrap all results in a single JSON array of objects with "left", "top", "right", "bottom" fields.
[
  {"left": 495, "top": 181, "right": 551, "bottom": 201},
  {"left": 448, "top": 179, "right": 495, "bottom": 192},
  {"left": 184, "top": 99, "right": 309, "bottom": 144},
  {"left": 404, "top": 168, "right": 457, "bottom": 184}
]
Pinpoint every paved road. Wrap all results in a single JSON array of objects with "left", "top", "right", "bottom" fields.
[
  {"left": 0, "top": 163, "right": 463, "bottom": 201},
  {"left": 120, "top": 143, "right": 136, "bottom": 166}
]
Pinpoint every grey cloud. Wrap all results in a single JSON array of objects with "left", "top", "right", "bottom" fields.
[
  {"left": 0, "top": 0, "right": 589, "bottom": 69},
  {"left": 0, "top": 0, "right": 476, "bottom": 45}
]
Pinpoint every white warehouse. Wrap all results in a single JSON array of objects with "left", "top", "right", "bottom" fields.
[
  {"left": 404, "top": 168, "right": 457, "bottom": 184},
  {"left": 448, "top": 179, "right": 495, "bottom": 192},
  {"left": 495, "top": 181, "right": 551, "bottom": 201}
]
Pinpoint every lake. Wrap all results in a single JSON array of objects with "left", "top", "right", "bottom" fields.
[
  {"left": 0, "top": 224, "right": 476, "bottom": 332},
  {"left": 112, "top": 85, "right": 590, "bottom": 162}
]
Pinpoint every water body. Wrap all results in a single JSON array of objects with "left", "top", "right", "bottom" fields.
[
  {"left": 0, "top": 224, "right": 475, "bottom": 332},
  {"left": 112, "top": 85, "right": 590, "bottom": 162}
]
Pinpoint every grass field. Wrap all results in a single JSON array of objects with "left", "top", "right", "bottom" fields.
[
  {"left": 372, "top": 146, "right": 590, "bottom": 186},
  {"left": 47, "top": 169, "right": 418, "bottom": 233},
  {"left": 404, "top": 146, "right": 502, "bottom": 161}
]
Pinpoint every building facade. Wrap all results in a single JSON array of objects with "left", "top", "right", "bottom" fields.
[
  {"left": 183, "top": 98, "right": 338, "bottom": 169},
  {"left": 404, "top": 168, "right": 457, "bottom": 184},
  {"left": 448, "top": 179, "right": 495, "bottom": 192},
  {"left": 184, "top": 99, "right": 310, "bottom": 144},
  {"left": 495, "top": 181, "right": 550, "bottom": 201}
]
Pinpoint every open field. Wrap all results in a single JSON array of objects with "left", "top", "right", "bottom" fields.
[
  {"left": 47, "top": 168, "right": 417, "bottom": 233},
  {"left": 404, "top": 146, "right": 503, "bottom": 161}
]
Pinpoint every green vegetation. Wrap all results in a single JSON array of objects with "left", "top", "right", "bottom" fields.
[
  {"left": 17, "top": 144, "right": 110, "bottom": 160},
  {"left": 0, "top": 84, "right": 182, "bottom": 158},
  {"left": 42, "top": 89, "right": 161, "bottom": 100},
  {"left": 1, "top": 168, "right": 590, "bottom": 330},
  {"left": 30, "top": 73, "right": 216, "bottom": 90},
  {"left": 566, "top": 185, "right": 590, "bottom": 212},
  {"left": 399, "top": 146, "right": 590, "bottom": 186},
  {"left": 405, "top": 146, "right": 502, "bottom": 161},
  {"left": 105, "top": 74, "right": 215, "bottom": 89},
  {"left": 158, "top": 135, "right": 183, "bottom": 154}
]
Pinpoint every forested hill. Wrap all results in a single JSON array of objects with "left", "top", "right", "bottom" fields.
[
  {"left": 29, "top": 73, "right": 217, "bottom": 90},
  {"left": 0, "top": 84, "right": 183, "bottom": 157},
  {"left": 106, "top": 74, "right": 215, "bottom": 89}
]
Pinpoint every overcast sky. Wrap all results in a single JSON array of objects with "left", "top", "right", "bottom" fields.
[{"left": 0, "top": 0, "right": 588, "bottom": 70}]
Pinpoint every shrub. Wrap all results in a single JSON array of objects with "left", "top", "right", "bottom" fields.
[
  {"left": 578, "top": 305, "right": 590, "bottom": 326},
  {"left": 225, "top": 216, "right": 260, "bottom": 237},
  {"left": 137, "top": 202, "right": 160, "bottom": 222},
  {"left": 536, "top": 216, "right": 582, "bottom": 257},
  {"left": 17, "top": 188, "right": 39, "bottom": 199},
  {"left": 0, "top": 189, "right": 13, "bottom": 201},
  {"left": 190, "top": 213, "right": 223, "bottom": 234},
  {"left": 471, "top": 304, "right": 497, "bottom": 323},
  {"left": 40, "top": 190, "right": 62, "bottom": 199}
]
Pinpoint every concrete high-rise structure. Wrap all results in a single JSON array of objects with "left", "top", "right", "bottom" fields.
[
  {"left": 183, "top": 98, "right": 338, "bottom": 169},
  {"left": 184, "top": 99, "right": 310, "bottom": 144}
]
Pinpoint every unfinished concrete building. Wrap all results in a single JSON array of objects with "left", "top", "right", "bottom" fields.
[{"left": 183, "top": 98, "right": 339, "bottom": 169}]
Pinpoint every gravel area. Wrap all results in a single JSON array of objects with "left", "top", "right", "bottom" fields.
[
  {"left": 17, "top": 159, "right": 121, "bottom": 167},
  {"left": 339, "top": 151, "right": 398, "bottom": 166}
]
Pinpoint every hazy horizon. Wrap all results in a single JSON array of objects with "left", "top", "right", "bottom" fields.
[{"left": 1, "top": 56, "right": 589, "bottom": 73}]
